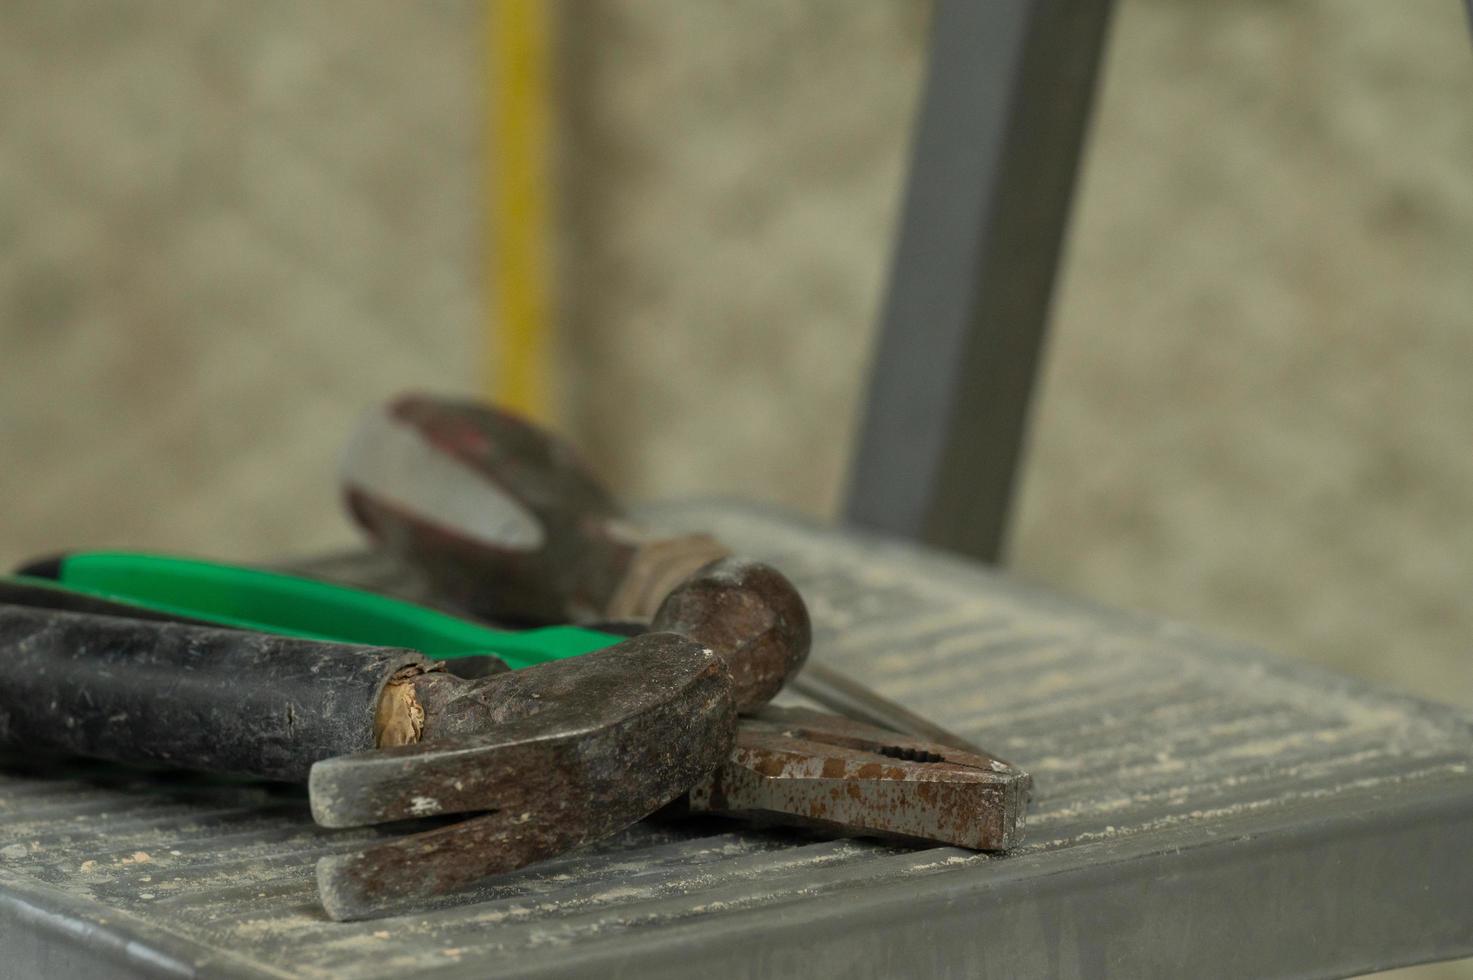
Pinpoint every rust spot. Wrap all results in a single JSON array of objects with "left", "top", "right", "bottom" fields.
[
  {"left": 684, "top": 705, "right": 1031, "bottom": 854},
  {"left": 752, "top": 755, "right": 790, "bottom": 778}
]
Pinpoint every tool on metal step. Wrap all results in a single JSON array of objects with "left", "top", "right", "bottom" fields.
[
  {"left": 337, "top": 393, "right": 1030, "bottom": 846},
  {"left": 2, "top": 546, "right": 827, "bottom": 908},
  {"left": 12, "top": 547, "right": 1024, "bottom": 850},
  {"left": 0, "top": 601, "right": 734, "bottom": 921}
]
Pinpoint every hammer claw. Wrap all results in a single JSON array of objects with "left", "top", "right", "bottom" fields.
[
  {"left": 316, "top": 797, "right": 645, "bottom": 921},
  {"left": 306, "top": 632, "right": 737, "bottom": 918}
]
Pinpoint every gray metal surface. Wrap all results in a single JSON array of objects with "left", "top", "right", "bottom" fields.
[
  {"left": 3, "top": 501, "right": 1473, "bottom": 978},
  {"left": 846, "top": 0, "right": 1113, "bottom": 562}
]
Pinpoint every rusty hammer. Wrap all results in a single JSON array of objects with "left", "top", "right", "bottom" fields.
[{"left": 0, "top": 601, "right": 734, "bottom": 921}]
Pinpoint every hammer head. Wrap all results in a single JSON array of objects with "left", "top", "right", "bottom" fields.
[
  {"left": 308, "top": 631, "right": 735, "bottom": 920},
  {"left": 652, "top": 557, "right": 810, "bottom": 713}
]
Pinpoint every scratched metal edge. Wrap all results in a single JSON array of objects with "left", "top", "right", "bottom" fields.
[
  {"left": 0, "top": 866, "right": 283, "bottom": 980},
  {"left": 455, "top": 774, "right": 1473, "bottom": 980}
]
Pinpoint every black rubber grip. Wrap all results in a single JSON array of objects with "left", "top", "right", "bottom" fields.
[{"left": 0, "top": 605, "right": 432, "bottom": 780}]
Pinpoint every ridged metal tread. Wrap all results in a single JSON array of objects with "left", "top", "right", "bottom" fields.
[{"left": 2, "top": 502, "right": 1471, "bottom": 978}]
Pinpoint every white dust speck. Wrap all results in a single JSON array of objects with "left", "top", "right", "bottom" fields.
[{"left": 409, "top": 796, "right": 442, "bottom": 816}]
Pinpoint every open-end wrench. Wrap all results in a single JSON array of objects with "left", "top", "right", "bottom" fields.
[{"left": 341, "top": 395, "right": 729, "bottom": 625}]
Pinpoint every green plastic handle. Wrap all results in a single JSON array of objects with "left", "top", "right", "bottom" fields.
[{"left": 16, "top": 551, "right": 620, "bottom": 671}]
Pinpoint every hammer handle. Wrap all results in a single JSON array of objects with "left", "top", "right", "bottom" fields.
[{"left": 0, "top": 606, "right": 430, "bottom": 781}]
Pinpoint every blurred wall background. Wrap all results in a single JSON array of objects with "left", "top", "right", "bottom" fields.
[
  {"left": 1, "top": 7, "right": 1471, "bottom": 972},
  {"left": 556, "top": 0, "right": 1473, "bottom": 721},
  {"left": 0, "top": 1, "right": 483, "bottom": 562}
]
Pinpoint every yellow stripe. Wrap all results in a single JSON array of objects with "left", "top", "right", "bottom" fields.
[{"left": 487, "top": 0, "right": 551, "bottom": 420}]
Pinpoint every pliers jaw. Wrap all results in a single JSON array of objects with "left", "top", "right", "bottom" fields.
[{"left": 689, "top": 707, "right": 1031, "bottom": 852}]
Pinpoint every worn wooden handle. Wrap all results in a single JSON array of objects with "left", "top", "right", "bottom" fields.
[{"left": 0, "top": 605, "right": 430, "bottom": 781}]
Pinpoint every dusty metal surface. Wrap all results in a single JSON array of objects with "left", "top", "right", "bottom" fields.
[{"left": 2, "top": 502, "right": 1472, "bottom": 977}]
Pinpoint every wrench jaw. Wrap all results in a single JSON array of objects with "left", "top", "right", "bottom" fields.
[
  {"left": 307, "top": 632, "right": 738, "bottom": 921},
  {"left": 687, "top": 708, "right": 1032, "bottom": 852},
  {"left": 343, "top": 395, "right": 729, "bottom": 624}
]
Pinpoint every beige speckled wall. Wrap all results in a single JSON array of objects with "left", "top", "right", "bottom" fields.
[
  {"left": 0, "top": 1, "right": 483, "bottom": 564},
  {"left": 557, "top": 1, "right": 927, "bottom": 516},
  {"left": 557, "top": 0, "right": 1473, "bottom": 722},
  {"left": 1014, "top": 0, "right": 1473, "bottom": 717}
]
